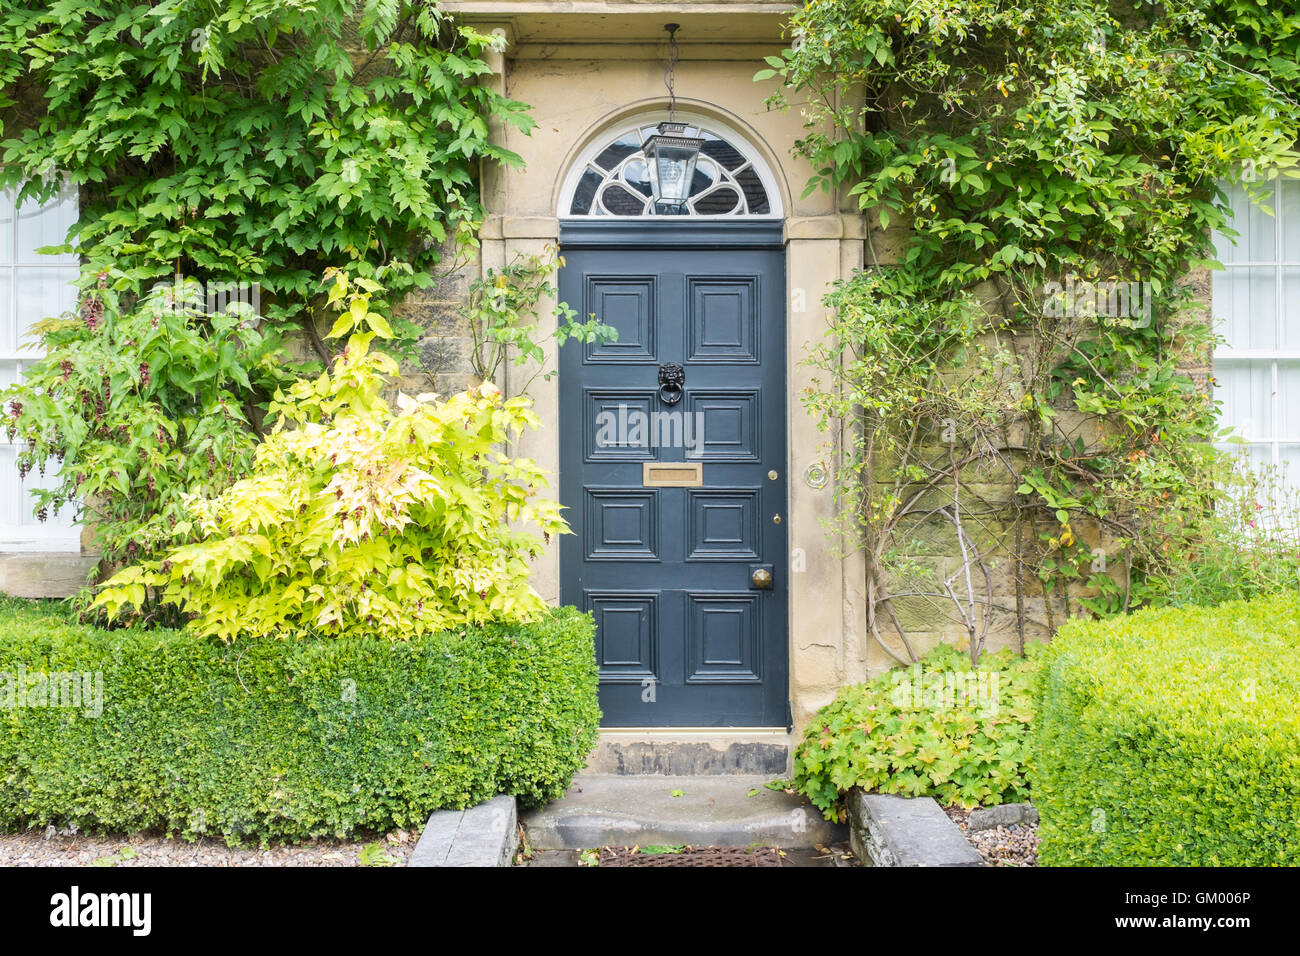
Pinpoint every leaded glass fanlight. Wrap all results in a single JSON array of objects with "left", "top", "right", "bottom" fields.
[{"left": 564, "top": 121, "right": 777, "bottom": 218}]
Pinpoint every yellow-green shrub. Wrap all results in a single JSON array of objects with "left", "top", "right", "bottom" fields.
[
  {"left": 95, "top": 276, "right": 568, "bottom": 640},
  {"left": 1031, "top": 593, "right": 1300, "bottom": 865}
]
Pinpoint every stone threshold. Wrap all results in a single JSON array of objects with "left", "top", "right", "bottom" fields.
[{"left": 589, "top": 728, "right": 792, "bottom": 776}]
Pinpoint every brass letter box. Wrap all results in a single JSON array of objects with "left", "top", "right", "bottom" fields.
[{"left": 642, "top": 462, "right": 703, "bottom": 487}]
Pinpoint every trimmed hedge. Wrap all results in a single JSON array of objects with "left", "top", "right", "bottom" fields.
[
  {"left": 0, "top": 598, "right": 599, "bottom": 844},
  {"left": 1030, "top": 593, "right": 1300, "bottom": 866}
]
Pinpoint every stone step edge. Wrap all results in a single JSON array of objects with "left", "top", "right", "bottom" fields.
[
  {"left": 848, "top": 790, "right": 985, "bottom": 867},
  {"left": 408, "top": 794, "right": 518, "bottom": 867}
]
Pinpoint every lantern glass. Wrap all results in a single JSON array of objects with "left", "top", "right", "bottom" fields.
[{"left": 643, "top": 122, "right": 704, "bottom": 206}]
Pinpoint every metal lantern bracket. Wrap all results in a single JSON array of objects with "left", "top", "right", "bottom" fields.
[{"left": 643, "top": 23, "right": 704, "bottom": 208}]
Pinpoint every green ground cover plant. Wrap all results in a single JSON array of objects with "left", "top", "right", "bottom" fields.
[{"left": 794, "top": 643, "right": 1039, "bottom": 818}]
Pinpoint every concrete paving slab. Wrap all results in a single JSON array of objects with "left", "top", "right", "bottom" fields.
[{"left": 520, "top": 773, "right": 846, "bottom": 849}]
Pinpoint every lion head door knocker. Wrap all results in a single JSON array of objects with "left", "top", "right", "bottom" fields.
[{"left": 657, "top": 363, "right": 685, "bottom": 406}]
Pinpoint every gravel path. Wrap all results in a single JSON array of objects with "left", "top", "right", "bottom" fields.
[
  {"left": 0, "top": 828, "right": 418, "bottom": 867},
  {"left": 944, "top": 806, "right": 1039, "bottom": 867}
]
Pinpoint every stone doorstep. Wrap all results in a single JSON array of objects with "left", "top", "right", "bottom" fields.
[
  {"left": 587, "top": 731, "right": 791, "bottom": 776},
  {"left": 409, "top": 794, "right": 519, "bottom": 868},
  {"left": 520, "top": 773, "right": 846, "bottom": 851},
  {"left": 848, "top": 790, "right": 985, "bottom": 867}
]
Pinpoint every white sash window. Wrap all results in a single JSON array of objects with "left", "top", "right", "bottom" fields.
[
  {"left": 0, "top": 182, "right": 81, "bottom": 552},
  {"left": 1212, "top": 176, "right": 1300, "bottom": 486}
]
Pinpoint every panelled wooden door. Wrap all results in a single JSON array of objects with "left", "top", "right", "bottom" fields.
[{"left": 559, "top": 222, "right": 788, "bottom": 727}]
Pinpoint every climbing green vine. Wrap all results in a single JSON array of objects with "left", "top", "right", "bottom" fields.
[
  {"left": 0, "top": 1, "right": 538, "bottom": 580},
  {"left": 0, "top": 0, "right": 531, "bottom": 352},
  {"left": 763, "top": 0, "right": 1300, "bottom": 659}
]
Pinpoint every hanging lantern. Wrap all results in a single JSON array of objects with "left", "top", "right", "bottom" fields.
[
  {"left": 644, "top": 122, "right": 703, "bottom": 206},
  {"left": 644, "top": 24, "right": 703, "bottom": 208}
]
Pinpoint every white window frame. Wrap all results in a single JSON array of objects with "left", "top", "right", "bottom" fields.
[
  {"left": 1212, "top": 174, "right": 1300, "bottom": 482},
  {"left": 0, "top": 179, "right": 81, "bottom": 552}
]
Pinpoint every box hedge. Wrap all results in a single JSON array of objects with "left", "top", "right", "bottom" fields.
[
  {"left": 0, "top": 598, "right": 599, "bottom": 844},
  {"left": 1030, "top": 592, "right": 1300, "bottom": 866}
]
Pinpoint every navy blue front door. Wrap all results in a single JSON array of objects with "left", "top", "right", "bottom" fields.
[{"left": 559, "top": 222, "right": 788, "bottom": 727}]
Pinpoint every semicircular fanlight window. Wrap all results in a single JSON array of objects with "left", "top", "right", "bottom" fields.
[{"left": 567, "top": 125, "right": 774, "bottom": 218}]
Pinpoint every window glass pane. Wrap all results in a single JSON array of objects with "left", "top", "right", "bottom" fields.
[
  {"left": 600, "top": 184, "right": 646, "bottom": 216},
  {"left": 1215, "top": 182, "right": 1277, "bottom": 264},
  {"left": 734, "top": 166, "right": 769, "bottom": 214},
  {"left": 1279, "top": 444, "right": 1300, "bottom": 488},
  {"left": 1282, "top": 176, "right": 1300, "bottom": 262},
  {"left": 1215, "top": 359, "right": 1273, "bottom": 440},
  {"left": 14, "top": 184, "right": 78, "bottom": 263},
  {"left": 569, "top": 169, "right": 602, "bottom": 215},
  {"left": 700, "top": 136, "right": 746, "bottom": 171},
  {"left": 1213, "top": 266, "right": 1277, "bottom": 350},
  {"left": 0, "top": 436, "right": 77, "bottom": 535},
  {"left": 1283, "top": 267, "right": 1300, "bottom": 348},
  {"left": 651, "top": 200, "right": 691, "bottom": 216},
  {"left": 622, "top": 160, "right": 652, "bottom": 197},
  {"left": 1278, "top": 361, "right": 1300, "bottom": 439},
  {"left": 688, "top": 159, "right": 720, "bottom": 197},
  {"left": 1227, "top": 442, "right": 1275, "bottom": 475},
  {"left": 0, "top": 273, "right": 11, "bottom": 353},
  {"left": 693, "top": 186, "right": 742, "bottom": 215},
  {"left": 1212, "top": 184, "right": 1245, "bottom": 265},
  {"left": 0, "top": 443, "right": 17, "bottom": 530},
  {"left": 0, "top": 185, "right": 80, "bottom": 551},
  {"left": 1242, "top": 181, "right": 1278, "bottom": 262},
  {"left": 16, "top": 267, "right": 77, "bottom": 352},
  {"left": 0, "top": 187, "right": 13, "bottom": 264},
  {"left": 592, "top": 136, "right": 639, "bottom": 173}
]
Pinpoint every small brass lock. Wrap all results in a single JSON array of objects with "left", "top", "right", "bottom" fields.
[{"left": 751, "top": 567, "right": 773, "bottom": 589}]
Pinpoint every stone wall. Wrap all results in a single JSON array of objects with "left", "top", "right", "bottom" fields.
[
  {"left": 857, "top": 213, "right": 1219, "bottom": 676},
  {"left": 391, "top": 246, "right": 483, "bottom": 398}
]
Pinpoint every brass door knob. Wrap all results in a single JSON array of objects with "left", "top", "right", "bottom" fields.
[{"left": 751, "top": 567, "right": 773, "bottom": 589}]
